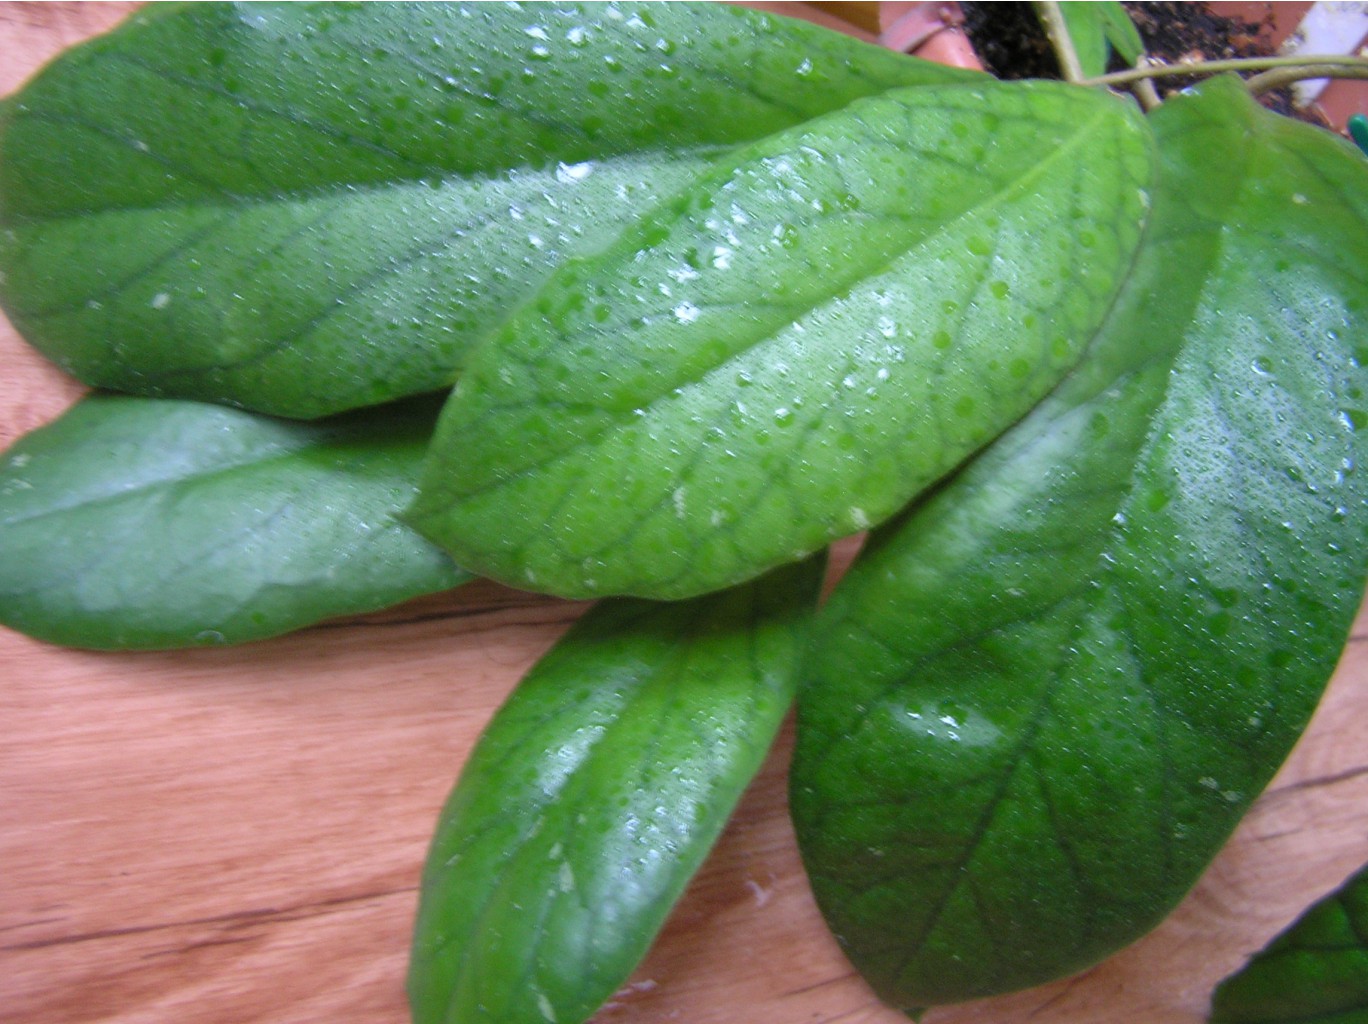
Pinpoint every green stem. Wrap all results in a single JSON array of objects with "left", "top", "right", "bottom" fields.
[
  {"left": 1082, "top": 53, "right": 1368, "bottom": 89},
  {"left": 1246, "top": 63, "right": 1368, "bottom": 95},
  {"left": 1132, "top": 72, "right": 1162, "bottom": 112},
  {"left": 1034, "top": 1, "right": 1086, "bottom": 84}
]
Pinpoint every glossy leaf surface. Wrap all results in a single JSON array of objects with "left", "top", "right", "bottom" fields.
[
  {"left": 0, "top": 394, "right": 467, "bottom": 649},
  {"left": 410, "top": 78, "right": 1153, "bottom": 600},
  {"left": 0, "top": 1, "right": 972, "bottom": 418},
  {"left": 790, "top": 77, "right": 1368, "bottom": 1009},
  {"left": 1212, "top": 860, "right": 1368, "bottom": 1022},
  {"left": 408, "top": 556, "right": 823, "bottom": 1024}
]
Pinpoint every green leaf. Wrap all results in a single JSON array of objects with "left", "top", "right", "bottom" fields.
[
  {"left": 0, "top": 2, "right": 973, "bottom": 418},
  {"left": 790, "top": 76, "right": 1368, "bottom": 1008},
  {"left": 408, "top": 555, "right": 824, "bottom": 1024},
  {"left": 0, "top": 393, "right": 468, "bottom": 649},
  {"left": 1101, "top": 4, "right": 1146, "bottom": 65},
  {"left": 409, "top": 78, "right": 1154, "bottom": 600},
  {"left": 1212, "top": 860, "right": 1368, "bottom": 1023},
  {"left": 1046, "top": 2, "right": 1145, "bottom": 78}
]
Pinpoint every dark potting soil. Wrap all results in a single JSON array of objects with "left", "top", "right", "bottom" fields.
[
  {"left": 957, "top": 2, "right": 1327, "bottom": 127},
  {"left": 958, "top": 3, "right": 1062, "bottom": 81}
]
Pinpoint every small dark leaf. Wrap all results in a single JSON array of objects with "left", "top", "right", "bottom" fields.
[{"left": 1211, "top": 860, "right": 1368, "bottom": 1022}]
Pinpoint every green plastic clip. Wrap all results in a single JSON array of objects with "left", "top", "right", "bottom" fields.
[{"left": 1350, "top": 113, "right": 1368, "bottom": 157}]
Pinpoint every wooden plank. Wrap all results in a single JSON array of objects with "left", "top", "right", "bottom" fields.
[{"left": 2, "top": 5, "right": 1367, "bottom": 1023}]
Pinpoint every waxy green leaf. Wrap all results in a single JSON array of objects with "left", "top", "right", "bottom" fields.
[
  {"left": 0, "top": 1, "right": 972, "bottom": 418},
  {"left": 408, "top": 555, "right": 823, "bottom": 1024},
  {"left": 1212, "top": 860, "right": 1368, "bottom": 1022},
  {"left": 790, "top": 77, "right": 1368, "bottom": 1009},
  {"left": 0, "top": 394, "right": 468, "bottom": 649},
  {"left": 410, "top": 78, "right": 1153, "bottom": 600}
]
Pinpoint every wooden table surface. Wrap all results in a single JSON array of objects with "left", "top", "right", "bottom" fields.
[{"left": 4, "top": 4, "right": 1368, "bottom": 1023}]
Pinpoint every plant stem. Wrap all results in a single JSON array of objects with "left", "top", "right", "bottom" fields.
[
  {"left": 1132, "top": 71, "right": 1162, "bottom": 112},
  {"left": 1245, "top": 63, "right": 1368, "bottom": 95},
  {"left": 1083, "top": 54, "right": 1368, "bottom": 89},
  {"left": 1034, "top": 1, "right": 1086, "bottom": 84}
]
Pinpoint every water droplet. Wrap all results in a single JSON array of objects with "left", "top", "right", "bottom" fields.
[
  {"left": 555, "top": 160, "right": 594, "bottom": 183},
  {"left": 537, "top": 991, "right": 558, "bottom": 1023}
]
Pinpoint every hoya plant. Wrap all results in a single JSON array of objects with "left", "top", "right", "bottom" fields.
[{"left": 1, "top": 2, "right": 1366, "bottom": 1021}]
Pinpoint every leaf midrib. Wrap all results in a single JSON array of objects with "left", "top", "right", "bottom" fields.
[
  {"left": 813, "top": 98, "right": 1281, "bottom": 984},
  {"left": 0, "top": 139, "right": 736, "bottom": 228},
  {"left": 439, "top": 92, "right": 1127, "bottom": 507},
  {"left": 0, "top": 427, "right": 360, "bottom": 530}
]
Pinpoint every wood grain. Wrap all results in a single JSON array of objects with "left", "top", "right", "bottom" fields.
[{"left": 3, "top": 5, "right": 1368, "bottom": 1023}]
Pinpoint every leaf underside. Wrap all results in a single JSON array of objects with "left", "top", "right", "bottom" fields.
[
  {"left": 410, "top": 77, "right": 1153, "bottom": 600},
  {"left": 408, "top": 555, "right": 824, "bottom": 1024},
  {"left": 0, "top": 394, "right": 467, "bottom": 649},
  {"left": 790, "top": 76, "right": 1368, "bottom": 1009},
  {"left": 0, "top": 1, "right": 972, "bottom": 418}
]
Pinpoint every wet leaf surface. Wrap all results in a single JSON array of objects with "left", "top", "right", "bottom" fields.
[
  {"left": 790, "top": 77, "right": 1368, "bottom": 1009},
  {"left": 408, "top": 556, "right": 823, "bottom": 1024},
  {"left": 411, "top": 78, "right": 1152, "bottom": 599},
  {"left": 0, "top": 2, "right": 970, "bottom": 417},
  {"left": 0, "top": 394, "right": 467, "bottom": 648}
]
